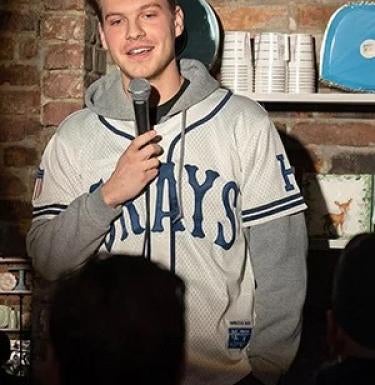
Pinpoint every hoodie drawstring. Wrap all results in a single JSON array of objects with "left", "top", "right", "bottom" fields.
[{"left": 169, "top": 109, "right": 187, "bottom": 273}]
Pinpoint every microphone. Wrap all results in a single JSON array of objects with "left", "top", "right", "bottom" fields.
[{"left": 128, "top": 78, "right": 151, "bottom": 136}]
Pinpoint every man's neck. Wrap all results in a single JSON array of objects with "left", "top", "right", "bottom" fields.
[{"left": 123, "top": 61, "right": 183, "bottom": 105}]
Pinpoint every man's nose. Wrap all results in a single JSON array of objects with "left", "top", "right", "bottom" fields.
[{"left": 126, "top": 19, "right": 146, "bottom": 40}]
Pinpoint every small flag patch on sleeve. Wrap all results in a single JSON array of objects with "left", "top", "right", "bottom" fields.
[{"left": 32, "top": 167, "right": 45, "bottom": 200}]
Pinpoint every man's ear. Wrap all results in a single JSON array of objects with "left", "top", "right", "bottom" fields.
[
  {"left": 99, "top": 23, "right": 108, "bottom": 50},
  {"left": 174, "top": 6, "right": 184, "bottom": 38}
]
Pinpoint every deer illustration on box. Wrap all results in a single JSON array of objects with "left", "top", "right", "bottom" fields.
[
  {"left": 302, "top": 174, "right": 373, "bottom": 240},
  {"left": 323, "top": 198, "right": 353, "bottom": 237}
]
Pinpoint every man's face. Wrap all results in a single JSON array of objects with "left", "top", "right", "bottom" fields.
[{"left": 99, "top": 0, "right": 183, "bottom": 87}]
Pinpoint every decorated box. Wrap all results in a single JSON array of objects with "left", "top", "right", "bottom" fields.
[{"left": 302, "top": 174, "right": 373, "bottom": 240}]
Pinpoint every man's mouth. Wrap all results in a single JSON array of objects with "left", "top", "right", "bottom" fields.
[{"left": 127, "top": 47, "right": 153, "bottom": 56}]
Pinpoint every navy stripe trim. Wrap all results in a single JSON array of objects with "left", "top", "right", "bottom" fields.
[
  {"left": 33, "top": 209, "right": 63, "bottom": 218},
  {"left": 242, "top": 199, "right": 305, "bottom": 222},
  {"left": 167, "top": 90, "right": 233, "bottom": 162},
  {"left": 33, "top": 203, "right": 68, "bottom": 212},
  {"left": 98, "top": 115, "right": 134, "bottom": 141},
  {"left": 242, "top": 193, "right": 303, "bottom": 216}
]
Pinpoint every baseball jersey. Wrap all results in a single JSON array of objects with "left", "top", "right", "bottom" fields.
[{"left": 31, "top": 86, "right": 306, "bottom": 385}]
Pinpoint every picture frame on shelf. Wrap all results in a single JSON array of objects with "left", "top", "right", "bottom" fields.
[{"left": 302, "top": 174, "right": 373, "bottom": 244}]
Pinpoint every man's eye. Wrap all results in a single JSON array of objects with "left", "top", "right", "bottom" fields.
[
  {"left": 109, "top": 19, "right": 122, "bottom": 26},
  {"left": 143, "top": 12, "right": 157, "bottom": 19}
]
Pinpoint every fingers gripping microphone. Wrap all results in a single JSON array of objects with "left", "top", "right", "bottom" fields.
[{"left": 128, "top": 78, "right": 151, "bottom": 136}]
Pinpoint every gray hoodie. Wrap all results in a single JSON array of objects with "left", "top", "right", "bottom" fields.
[{"left": 27, "top": 59, "right": 307, "bottom": 385}]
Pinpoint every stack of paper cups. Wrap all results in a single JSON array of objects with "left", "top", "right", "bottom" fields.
[
  {"left": 288, "top": 33, "right": 316, "bottom": 93},
  {"left": 221, "top": 31, "right": 253, "bottom": 96},
  {"left": 254, "top": 32, "right": 289, "bottom": 93}
]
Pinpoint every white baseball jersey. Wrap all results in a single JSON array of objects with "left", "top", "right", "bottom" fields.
[{"left": 31, "top": 85, "right": 306, "bottom": 385}]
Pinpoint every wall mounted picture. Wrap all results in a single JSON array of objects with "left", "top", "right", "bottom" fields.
[{"left": 302, "top": 174, "right": 373, "bottom": 239}]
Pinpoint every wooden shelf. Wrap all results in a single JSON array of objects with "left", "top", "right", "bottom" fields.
[
  {"left": 251, "top": 92, "right": 375, "bottom": 104},
  {"left": 0, "top": 328, "right": 30, "bottom": 332},
  {"left": 0, "top": 258, "right": 30, "bottom": 264},
  {"left": 0, "top": 290, "right": 32, "bottom": 295}
]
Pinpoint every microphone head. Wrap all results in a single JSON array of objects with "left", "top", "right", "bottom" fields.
[{"left": 128, "top": 78, "right": 151, "bottom": 102}]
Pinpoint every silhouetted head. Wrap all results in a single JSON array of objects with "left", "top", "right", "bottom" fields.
[
  {"left": 332, "top": 232, "right": 375, "bottom": 350},
  {"left": 49, "top": 254, "right": 186, "bottom": 385}
]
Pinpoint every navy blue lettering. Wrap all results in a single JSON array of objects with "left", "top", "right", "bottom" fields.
[
  {"left": 215, "top": 182, "right": 238, "bottom": 250},
  {"left": 153, "top": 163, "right": 184, "bottom": 232},
  {"left": 104, "top": 223, "right": 116, "bottom": 251},
  {"left": 185, "top": 164, "right": 219, "bottom": 238},
  {"left": 276, "top": 154, "right": 295, "bottom": 191},
  {"left": 119, "top": 201, "right": 144, "bottom": 241},
  {"left": 89, "top": 179, "right": 103, "bottom": 193}
]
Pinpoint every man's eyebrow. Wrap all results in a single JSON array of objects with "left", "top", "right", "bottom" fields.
[
  {"left": 139, "top": 2, "right": 162, "bottom": 11},
  {"left": 104, "top": 3, "right": 162, "bottom": 19}
]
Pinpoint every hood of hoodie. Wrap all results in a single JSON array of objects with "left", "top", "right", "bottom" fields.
[{"left": 85, "top": 59, "right": 220, "bottom": 121}]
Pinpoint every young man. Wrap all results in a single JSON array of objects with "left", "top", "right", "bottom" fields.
[
  {"left": 315, "top": 233, "right": 375, "bottom": 385},
  {"left": 27, "top": 0, "right": 308, "bottom": 384},
  {"left": 47, "top": 255, "right": 186, "bottom": 385}
]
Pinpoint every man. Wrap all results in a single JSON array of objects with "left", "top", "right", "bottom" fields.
[
  {"left": 48, "top": 255, "right": 186, "bottom": 385},
  {"left": 315, "top": 233, "right": 375, "bottom": 385},
  {"left": 27, "top": 0, "right": 308, "bottom": 384}
]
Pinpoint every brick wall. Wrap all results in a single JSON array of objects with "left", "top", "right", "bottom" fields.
[
  {"left": 0, "top": 0, "right": 42, "bottom": 255},
  {"left": 0, "top": 0, "right": 106, "bottom": 256}
]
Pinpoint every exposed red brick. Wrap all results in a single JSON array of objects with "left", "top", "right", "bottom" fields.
[
  {"left": 43, "top": 72, "right": 84, "bottom": 99},
  {"left": 19, "top": 37, "right": 39, "bottom": 60},
  {"left": 213, "top": 5, "right": 288, "bottom": 30},
  {"left": 41, "top": 15, "right": 85, "bottom": 41},
  {"left": 295, "top": 5, "right": 338, "bottom": 31},
  {"left": 44, "top": 43, "right": 84, "bottom": 70},
  {"left": 291, "top": 121, "right": 375, "bottom": 146},
  {"left": 42, "top": 101, "right": 82, "bottom": 126},
  {"left": 4, "top": 146, "right": 38, "bottom": 167},
  {"left": 44, "top": 0, "right": 85, "bottom": 11},
  {"left": 331, "top": 153, "right": 375, "bottom": 174},
  {"left": 0, "top": 90, "right": 40, "bottom": 115},
  {"left": 0, "top": 65, "right": 39, "bottom": 87},
  {"left": 0, "top": 173, "right": 27, "bottom": 197},
  {"left": 0, "top": 11, "right": 38, "bottom": 32},
  {"left": 0, "top": 36, "right": 15, "bottom": 60},
  {"left": 0, "top": 116, "right": 40, "bottom": 142}
]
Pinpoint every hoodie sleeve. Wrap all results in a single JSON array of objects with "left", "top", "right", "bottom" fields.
[
  {"left": 246, "top": 212, "right": 308, "bottom": 385},
  {"left": 26, "top": 130, "right": 121, "bottom": 281}
]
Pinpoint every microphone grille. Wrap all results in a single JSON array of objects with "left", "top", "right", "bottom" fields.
[{"left": 128, "top": 78, "right": 151, "bottom": 101}]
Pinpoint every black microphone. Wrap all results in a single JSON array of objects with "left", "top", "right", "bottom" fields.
[{"left": 128, "top": 78, "right": 151, "bottom": 136}]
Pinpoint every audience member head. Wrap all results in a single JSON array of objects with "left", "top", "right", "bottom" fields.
[
  {"left": 0, "top": 330, "right": 11, "bottom": 367},
  {"left": 49, "top": 254, "right": 186, "bottom": 385},
  {"left": 328, "top": 232, "right": 375, "bottom": 359}
]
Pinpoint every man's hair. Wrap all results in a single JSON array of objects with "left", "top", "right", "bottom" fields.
[
  {"left": 49, "top": 254, "right": 185, "bottom": 385},
  {"left": 332, "top": 232, "right": 375, "bottom": 349},
  {"left": 87, "top": 0, "right": 177, "bottom": 23}
]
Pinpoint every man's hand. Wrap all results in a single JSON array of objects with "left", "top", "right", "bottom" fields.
[{"left": 101, "top": 130, "right": 162, "bottom": 208}]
